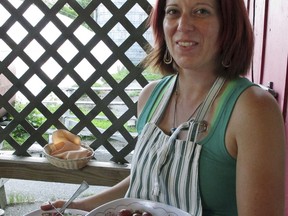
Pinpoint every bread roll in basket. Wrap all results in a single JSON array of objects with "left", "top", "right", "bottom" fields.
[{"left": 43, "top": 129, "right": 94, "bottom": 169}]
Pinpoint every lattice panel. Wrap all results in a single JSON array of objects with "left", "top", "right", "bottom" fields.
[{"left": 0, "top": 0, "right": 153, "bottom": 163}]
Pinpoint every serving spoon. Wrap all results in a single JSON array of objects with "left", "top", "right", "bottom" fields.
[{"left": 58, "top": 180, "right": 89, "bottom": 215}]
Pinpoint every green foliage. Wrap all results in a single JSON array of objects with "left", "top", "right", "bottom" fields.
[
  {"left": 2, "top": 103, "right": 50, "bottom": 148},
  {"left": 143, "top": 70, "right": 163, "bottom": 81},
  {"left": 8, "top": 192, "right": 35, "bottom": 204},
  {"left": 125, "top": 124, "right": 136, "bottom": 133},
  {"left": 110, "top": 67, "right": 162, "bottom": 82},
  {"left": 3, "top": 103, "right": 46, "bottom": 146},
  {"left": 91, "top": 119, "right": 112, "bottom": 129},
  {"left": 76, "top": 0, "right": 92, "bottom": 9},
  {"left": 60, "top": 5, "right": 78, "bottom": 20},
  {"left": 43, "top": 0, "right": 92, "bottom": 24},
  {"left": 14, "top": 103, "right": 46, "bottom": 128},
  {"left": 92, "top": 82, "right": 103, "bottom": 88},
  {"left": 111, "top": 68, "right": 129, "bottom": 81},
  {"left": 2, "top": 141, "right": 13, "bottom": 150}
]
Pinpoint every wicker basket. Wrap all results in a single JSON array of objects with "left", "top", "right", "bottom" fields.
[{"left": 43, "top": 144, "right": 94, "bottom": 170}]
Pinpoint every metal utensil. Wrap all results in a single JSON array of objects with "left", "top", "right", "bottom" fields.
[
  {"left": 48, "top": 201, "right": 63, "bottom": 216},
  {"left": 59, "top": 180, "right": 89, "bottom": 214}
]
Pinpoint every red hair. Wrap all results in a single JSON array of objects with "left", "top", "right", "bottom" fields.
[{"left": 143, "top": 0, "right": 254, "bottom": 79}]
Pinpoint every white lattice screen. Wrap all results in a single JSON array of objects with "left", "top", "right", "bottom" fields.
[{"left": 0, "top": 0, "right": 154, "bottom": 163}]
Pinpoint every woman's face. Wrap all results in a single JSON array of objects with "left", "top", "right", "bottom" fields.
[{"left": 163, "top": 0, "right": 221, "bottom": 73}]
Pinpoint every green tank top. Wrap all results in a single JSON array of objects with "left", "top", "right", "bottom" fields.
[{"left": 136, "top": 75, "right": 256, "bottom": 215}]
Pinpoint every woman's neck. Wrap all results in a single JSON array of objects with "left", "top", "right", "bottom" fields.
[{"left": 176, "top": 71, "right": 218, "bottom": 101}]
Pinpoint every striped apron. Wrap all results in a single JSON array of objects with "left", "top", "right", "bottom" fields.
[{"left": 126, "top": 76, "right": 225, "bottom": 215}]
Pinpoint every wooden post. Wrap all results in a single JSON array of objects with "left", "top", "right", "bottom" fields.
[{"left": 0, "top": 179, "right": 8, "bottom": 209}]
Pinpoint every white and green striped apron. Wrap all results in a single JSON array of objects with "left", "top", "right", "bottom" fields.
[{"left": 125, "top": 76, "right": 225, "bottom": 215}]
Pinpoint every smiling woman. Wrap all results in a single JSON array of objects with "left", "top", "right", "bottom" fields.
[
  {"left": 134, "top": 0, "right": 284, "bottom": 216},
  {"left": 42, "top": 1, "right": 286, "bottom": 215},
  {"left": 163, "top": 0, "right": 221, "bottom": 75},
  {"left": 144, "top": 0, "right": 254, "bottom": 79}
]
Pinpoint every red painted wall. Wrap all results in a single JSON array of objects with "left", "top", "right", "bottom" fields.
[{"left": 247, "top": 0, "right": 288, "bottom": 214}]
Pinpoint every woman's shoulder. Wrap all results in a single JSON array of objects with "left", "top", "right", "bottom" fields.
[
  {"left": 225, "top": 78, "right": 285, "bottom": 161},
  {"left": 137, "top": 80, "right": 160, "bottom": 117},
  {"left": 226, "top": 77, "right": 278, "bottom": 113},
  {"left": 230, "top": 80, "right": 284, "bottom": 139},
  {"left": 235, "top": 82, "right": 280, "bottom": 116},
  {"left": 137, "top": 75, "right": 175, "bottom": 116}
]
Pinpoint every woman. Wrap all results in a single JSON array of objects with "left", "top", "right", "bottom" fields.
[{"left": 42, "top": 0, "right": 285, "bottom": 215}]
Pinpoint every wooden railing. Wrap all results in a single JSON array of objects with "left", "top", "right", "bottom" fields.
[
  {"left": 0, "top": 155, "right": 130, "bottom": 186},
  {"left": 0, "top": 155, "right": 130, "bottom": 208}
]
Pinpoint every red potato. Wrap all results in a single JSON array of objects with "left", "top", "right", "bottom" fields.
[
  {"left": 117, "top": 208, "right": 153, "bottom": 216},
  {"left": 118, "top": 209, "right": 133, "bottom": 216}
]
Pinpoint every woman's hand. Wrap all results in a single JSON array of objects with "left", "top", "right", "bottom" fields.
[
  {"left": 41, "top": 200, "right": 67, "bottom": 211},
  {"left": 41, "top": 176, "right": 130, "bottom": 212}
]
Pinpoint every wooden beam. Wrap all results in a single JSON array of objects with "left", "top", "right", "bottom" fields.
[{"left": 0, "top": 155, "right": 130, "bottom": 187}]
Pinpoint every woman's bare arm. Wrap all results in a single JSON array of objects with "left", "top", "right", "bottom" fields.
[
  {"left": 41, "top": 176, "right": 130, "bottom": 212},
  {"left": 231, "top": 87, "right": 285, "bottom": 216}
]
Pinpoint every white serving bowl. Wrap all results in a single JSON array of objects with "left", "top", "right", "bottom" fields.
[
  {"left": 24, "top": 208, "right": 88, "bottom": 216},
  {"left": 86, "top": 198, "right": 191, "bottom": 216}
]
